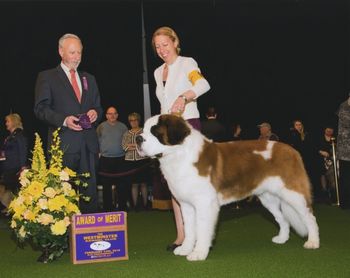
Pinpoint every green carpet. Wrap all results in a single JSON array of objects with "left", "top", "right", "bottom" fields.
[{"left": 0, "top": 204, "right": 349, "bottom": 278}]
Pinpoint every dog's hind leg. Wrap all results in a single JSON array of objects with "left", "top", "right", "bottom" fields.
[
  {"left": 281, "top": 191, "right": 319, "bottom": 249},
  {"left": 258, "top": 192, "right": 290, "bottom": 244},
  {"left": 186, "top": 197, "right": 220, "bottom": 261},
  {"left": 174, "top": 202, "right": 196, "bottom": 256}
]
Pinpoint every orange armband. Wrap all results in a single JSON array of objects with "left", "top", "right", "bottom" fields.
[{"left": 188, "top": 70, "right": 203, "bottom": 85}]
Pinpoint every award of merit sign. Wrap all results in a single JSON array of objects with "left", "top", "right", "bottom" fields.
[{"left": 70, "top": 211, "right": 128, "bottom": 264}]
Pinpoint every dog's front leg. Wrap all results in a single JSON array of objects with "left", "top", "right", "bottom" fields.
[
  {"left": 173, "top": 202, "right": 196, "bottom": 256},
  {"left": 187, "top": 197, "right": 220, "bottom": 261}
]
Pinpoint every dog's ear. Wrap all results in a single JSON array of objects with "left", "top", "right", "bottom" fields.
[{"left": 151, "top": 115, "right": 191, "bottom": 145}]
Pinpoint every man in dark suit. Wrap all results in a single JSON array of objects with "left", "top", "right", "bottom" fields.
[{"left": 34, "top": 33, "right": 103, "bottom": 213}]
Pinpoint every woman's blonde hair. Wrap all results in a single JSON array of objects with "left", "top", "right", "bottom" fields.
[
  {"left": 6, "top": 113, "right": 23, "bottom": 130},
  {"left": 128, "top": 112, "right": 141, "bottom": 123},
  {"left": 152, "top": 26, "right": 181, "bottom": 55}
]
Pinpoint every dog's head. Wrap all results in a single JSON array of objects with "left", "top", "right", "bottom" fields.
[{"left": 136, "top": 114, "right": 191, "bottom": 157}]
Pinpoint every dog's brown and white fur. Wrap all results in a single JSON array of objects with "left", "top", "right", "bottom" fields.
[{"left": 137, "top": 114, "right": 319, "bottom": 261}]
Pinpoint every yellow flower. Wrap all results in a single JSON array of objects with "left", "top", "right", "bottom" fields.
[
  {"left": 48, "top": 194, "right": 69, "bottom": 211},
  {"left": 31, "top": 133, "right": 47, "bottom": 180},
  {"left": 64, "top": 167, "right": 76, "bottom": 177},
  {"left": 38, "top": 198, "right": 48, "bottom": 210},
  {"left": 11, "top": 204, "right": 26, "bottom": 220},
  {"left": 23, "top": 194, "right": 34, "bottom": 206},
  {"left": 67, "top": 188, "right": 77, "bottom": 197},
  {"left": 66, "top": 202, "right": 80, "bottom": 214},
  {"left": 9, "top": 195, "right": 25, "bottom": 208},
  {"left": 23, "top": 210, "right": 36, "bottom": 221},
  {"left": 26, "top": 181, "right": 44, "bottom": 200},
  {"left": 81, "top": 172, "right": 90, "bottom": 178},
  {"left": 44, "top": 187, "right": 57, "bottom": 199},
  {"left": 51, "top": 220, "right": 67, "bottom": 235},
  {"left": 9, "top": 130, "right": 90, "bottom": 255},
  {"left": 48, "top": 167, "right": 60, "bottom": 176},
  {"left": 19, "top": 226, "right": 27, "bottom": 238},
  {"left": 37, "top": 213, "right": 54, "bottom": 225}
]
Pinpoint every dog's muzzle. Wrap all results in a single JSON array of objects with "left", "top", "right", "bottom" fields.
[{"left": 135, "top": 134, "right": 163, "bottom": 158}]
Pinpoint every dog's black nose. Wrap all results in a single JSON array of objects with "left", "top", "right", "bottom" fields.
[{"left": 136, "top": 135, "right": 144, "bottom": 145}]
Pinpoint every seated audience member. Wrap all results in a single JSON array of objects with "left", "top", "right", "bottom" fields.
[
  {"left": 257, "top": 122, "right": 279, "bottom": 141},
  {"left": 0, "top": 113, "right": 28, "bottom": 212},
  {"left": 122, "top": 112, "right": 151, "bottom": 211},
  {"left": 201, "top": 107, "right": 227, "bottom": 142},
  {"left": 96, "top": 106, "right": 128, "bottom": 212}
]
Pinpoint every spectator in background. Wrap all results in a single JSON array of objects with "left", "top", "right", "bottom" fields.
[
  {"left": 201, "top": 107, "right": 227, "bottom": 142},
  {"left": 231, "top": 123, "right": 242, "bottom": 141},
  {"left": 0, "top": 113, "right": 28, "bottom": 211},
  {"left": 257, "top": 122, "right": 279, "bottom": 141},
  {"left": 287, "top": 119, "right": 321, "bottom": 202},
  {"left": 336, "top": 95, "right": 350, "bottom": 209},
  {"left": 97, "top": 106, "right": 128, "bottom": 211},
  {"left": 122, "top": 112, "right": 151, "bottom": 211}
]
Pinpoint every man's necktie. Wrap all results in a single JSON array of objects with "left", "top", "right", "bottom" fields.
[{"left": 70, "top": 69, "right": 81, "bottom": 103}]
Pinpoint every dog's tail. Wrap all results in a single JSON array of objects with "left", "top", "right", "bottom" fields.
[{"left": 281, "top": 201, "right": 308, "bottom": 237}]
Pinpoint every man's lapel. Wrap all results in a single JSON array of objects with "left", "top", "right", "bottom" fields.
[{"left": 78, "top": 71, "right": 88, "bottom": 104}]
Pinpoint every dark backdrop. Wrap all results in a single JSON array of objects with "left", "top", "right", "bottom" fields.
[
  {"left": 0, "top": 1, "right": 143, "bottom": 148},
  {"left": 0, "top": 0, "right": 349, "bottom": 148}
]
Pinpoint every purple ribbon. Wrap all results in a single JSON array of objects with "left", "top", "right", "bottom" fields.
[{"left": 82, "top": 76, "right": 88, "bottom": 91}]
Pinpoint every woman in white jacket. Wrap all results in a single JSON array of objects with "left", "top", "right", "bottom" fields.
[{"left": 152, "top": 26, "right": 210, "bottom": 251}]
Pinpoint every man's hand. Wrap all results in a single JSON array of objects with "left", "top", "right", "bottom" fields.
[
  {"left": 87, "top": 109, "right": 98, "bottom": 123},
  {"left": 66, "top": 116, "right": 83, "bottom": 131}
]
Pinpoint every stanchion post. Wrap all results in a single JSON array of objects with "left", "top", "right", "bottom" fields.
[{"left": 331, "top": 138, "right": 340, "bottom": 206}]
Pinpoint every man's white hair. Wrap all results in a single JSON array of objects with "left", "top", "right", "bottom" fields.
[{"left": 58, "top": 33, "right": 82, "bottom": 48}]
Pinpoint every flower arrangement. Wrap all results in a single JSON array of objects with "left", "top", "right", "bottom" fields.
[{"left": 8, "top": 129, "right": 89, "bottom": 263}]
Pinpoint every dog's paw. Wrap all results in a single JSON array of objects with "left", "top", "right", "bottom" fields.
[
  {"left": 272, "top": 235, "right": 289, "bottom": 244},
  {"left": 186, "top": 250, "right": 209, "bottom": 261},
  {"left": 173, "top": 245, "right": 192, "bottom": 256},
  {"left": 303, "top": 240, "right": 319, "bottom": 249}
]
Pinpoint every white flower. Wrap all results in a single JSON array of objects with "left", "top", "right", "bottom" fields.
[
  {"left": 19, "top": 226, "right": 27, "bottom": 238},
  {"left": 62, "top": 182, "right": 72, "bottom": 195},
  {"left": 37, "top": 213, "right": 54, "bottom": 225},
  {"left": 19, "top": 170, "right": 31, "bottom": 187},
  {"left": 59, "top": 170, "right": 69, "bottom": 181},
  {"left": 63, "top": 216, "right": 70, "bottom": 227},
  {"left": 38, "top": 198, "right": 48, "bottom": 210},
  {"left": 44, "top": 187, "right": 57, "bottom": 198},
  {"left": 12, "top": 195, "right": 25, "bottom": 207},
  {"left": 10, "top": 220, "right": 17, "bottom": 228}
]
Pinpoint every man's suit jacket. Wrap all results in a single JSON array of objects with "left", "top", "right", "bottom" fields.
[{"left": 34, "top": 65, "right": 103, "bottom": 154}]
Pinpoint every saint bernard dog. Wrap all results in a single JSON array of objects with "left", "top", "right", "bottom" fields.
[{"left": 136, "top": 114, "right": 320, "bottom": 261}]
